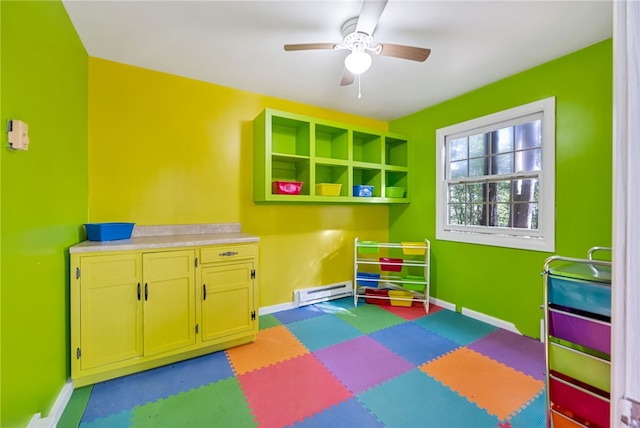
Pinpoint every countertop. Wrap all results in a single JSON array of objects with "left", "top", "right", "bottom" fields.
[{"left": 69, "top": 223, "right": 259, "bottom": 254}]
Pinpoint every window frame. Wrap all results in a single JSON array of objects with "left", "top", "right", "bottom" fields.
[{"left": 435, "top": 97, "right": 555, "bottom": 252}]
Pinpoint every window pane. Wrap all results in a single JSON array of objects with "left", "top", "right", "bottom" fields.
[
  {"left": 469, "top": 204, "right": 485, "bottom": 226},
  {"left": 515, "top": 148, "right": 541, "bottom": 172},
  {"left": 489, "top": 203, "right": 511, "bottom": 227},
  {"left": 515, "top": 120, "right": 541, "bottom": 150},
  {"left": 468, "top": 183, "right": 484, "bottom": 202},
  {"left": 448, "top": 184, "right": 467, "bottom": 203},
  {"left": 469, "top": 157, "right": 487, "bottom": 177},
  {"left": 450, "top": 160, "right": 468, "bottom": 179},
  {"left": 495, "top": 127, "right": 513, "bottom": 153},
  {"left": 450, "top": 138, "right": 468, "bottom": 161},
  {"left": 469, "top": 134, "right": 487, "bottom": 157},
  {"left": 496, "top": 181, "right": 511, "bottom": 202},
  {"left": 512, "top": 202, "right": 538, "bottom": 229},
  {"left": 512, "top": 179, "right": 539, "bottom": 202},
  {"left": 449, "top": 204, "right": 466, "bottom": 225},
  {"left": 493, "top": 153, "right": 513, "bottom": 175}
]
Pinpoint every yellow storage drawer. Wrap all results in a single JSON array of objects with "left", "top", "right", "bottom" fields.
[{"left": 200, "top": 244, "right": 256, "bottom": 264}]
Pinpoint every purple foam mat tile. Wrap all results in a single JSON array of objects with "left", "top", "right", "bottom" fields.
[
  {"left": 313, "top": 336, "right": 414, "bottom": 395},
  {"left": 468, "top": 329, "right": 545, "bottom": 381}
]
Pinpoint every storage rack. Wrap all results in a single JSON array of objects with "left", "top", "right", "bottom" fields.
[
  {"left": 543, "top": 247, "right": 612, "bottom": 428},
  {"left": 354, "top": 238, "right": 430, "bottom": 312}
]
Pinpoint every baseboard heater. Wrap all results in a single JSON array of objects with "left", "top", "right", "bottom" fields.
[{"left": 294, "top": 281, "right": 353, "bottom": 307}]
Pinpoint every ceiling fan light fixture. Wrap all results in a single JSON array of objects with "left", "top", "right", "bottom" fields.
[{"left": 344, "top": 51, "right": 372, "bottom": 75}]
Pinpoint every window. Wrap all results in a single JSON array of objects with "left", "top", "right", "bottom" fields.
[{"left": 435, "top": 97, "right": 555, "bottom": 252}]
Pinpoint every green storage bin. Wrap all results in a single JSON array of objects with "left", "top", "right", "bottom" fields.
[
  {"left": 549, "top": 342, "right": 610, "bottom": 392},
  {"left": 402, "top": 275, "right": 426, "bottom": 292},
  {"left": 358, "top": 241, "right": 380, "bottom": 254}
]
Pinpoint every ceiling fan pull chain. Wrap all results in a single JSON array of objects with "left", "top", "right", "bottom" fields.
[{"left": 358, "top": 75, "right": 362, "bottom": 99}]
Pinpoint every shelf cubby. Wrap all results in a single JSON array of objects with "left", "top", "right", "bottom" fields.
[
  {"left": 353, "top": 131, "right": 382, "bottom": 164},
  {"left": 353, "top": 167, "right": 382, "bottom": 197},
  {"left": 272, "top": 116, "right": 310, "bottom": 157},
  {"left": 385, "top": 136, "right": 409, "bottom": 167},
  {"left": 315, "top": 124, "right": 348, "bottom": 161},
  {"left": 272, "top": 157, "right": 310, "bottom": 195},
  {"left": 315, "top": 164, "right": 349, "bottom": 196}
]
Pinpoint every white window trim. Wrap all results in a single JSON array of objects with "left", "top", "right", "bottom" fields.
[{"left": 435, "top": 97, "right": 555, "bottom": 252}]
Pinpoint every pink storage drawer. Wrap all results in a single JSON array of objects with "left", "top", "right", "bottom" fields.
[
  {"left": 549, "top": 373, "right": 610, "bottom": 428},
  {"left": 549, "top": 308, "right": 611, "bottom": 354}
]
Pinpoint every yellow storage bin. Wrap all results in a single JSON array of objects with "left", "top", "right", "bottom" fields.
[
  {"left": 316, "top": 183, "right": 342, "bottom": 196},
  {"left": 389, "top": 290, "right": 413, "bottom": 307},
  {"left": 401, "top": 242, "right": 426, "bottom": 255}
]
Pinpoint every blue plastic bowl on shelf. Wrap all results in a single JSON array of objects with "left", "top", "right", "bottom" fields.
[
  {"left": 353, "top": 185, "right": 374, "bottom": 197},
  {"left": 84, "top": 222, "right": 135, "bottom": 241}
]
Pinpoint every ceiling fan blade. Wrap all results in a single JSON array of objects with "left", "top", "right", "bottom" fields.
[
  {"left": 377, "top": 44, "right": 431, "bottom": 62},
  {"left": 284, "top": 43, "right": 336, "bottom": 51},
  {"left": 340, "top": 69, "right": 355, "bottom": 86},
  {"left": 355, "top": 0, "right": 388, "bottom": 35}
]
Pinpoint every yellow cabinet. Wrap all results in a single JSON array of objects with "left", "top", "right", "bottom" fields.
[
  {"left": 79, "top": 253, "right": 143, "bottom": 370},
  {"left": 70, "top": 242, "right": 258, "bottom": 387},
  {"left": 142, "top": 251, "right": 196, "bottom": 356},
  {"left": 201, "top": 262, "right": 256, "bottom": 342}
]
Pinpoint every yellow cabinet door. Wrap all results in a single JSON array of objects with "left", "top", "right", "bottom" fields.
[
  {"left": 142, "top": 250, "right": 196, "bottom": 356},
  {"left": 80, "top": 254, "right": 143, "bottom": 370},
  {"left": 201, "top": 262, "right": 255, "bottom": 342}
]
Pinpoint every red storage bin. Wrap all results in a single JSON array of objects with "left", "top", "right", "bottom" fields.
[
  {"left": 272, "top": 181, "right": 302, "bottom": 195},
  {"left": 549, "top": 372, "right": 610, "bottom": 428},
  {"left": 379, "top": 257, "right": 403, "bottom": 272},
  {"left": 365, "top": 289, "right": 389, "bottom": 305}
]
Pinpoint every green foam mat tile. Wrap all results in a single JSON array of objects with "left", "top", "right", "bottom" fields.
[
  {"left": 58, "top": 385, "right": 93, "bottom": 428},
  {"left": 336, "top": 304, "right": 405, "bottom": 334}
]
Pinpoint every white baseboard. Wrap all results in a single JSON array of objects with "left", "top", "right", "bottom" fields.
[
  {"left": 258, "top": 301, "right": 297, "bottom": 315},
  {"left": 461, "top": 307, "right": 522, "bottom": 335},
  {"left": 429, "top": 296, "right": 456, "bottom": 311},
  {"left": 27, "top": 380, "right": 74, "bottom": 428}
]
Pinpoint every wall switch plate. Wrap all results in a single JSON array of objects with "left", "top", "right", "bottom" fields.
[{"left": 8, "top": 120, "right": 29, "bottom": 151}]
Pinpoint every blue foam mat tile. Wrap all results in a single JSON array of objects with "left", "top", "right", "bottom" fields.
[
  {"left": 358, "top": 369, "right": 500, "bottom": 428},
  {"left": 290, "top": 398, "right": 384, "bottom": 428},
  {"left": 81, "top": 351, "right": 233, "bottom": 422},
  {"left": 506, "top": 391, "right": 547, "bottom": 427},
  {"left": 288, "top": 314, "right": 363, "bottom": 351},
  {"left": 413, "top": 309, "right": 498, "bottom": 345},
  {"left": 370, "top": 322, "right": 460, "bottom": 365}
]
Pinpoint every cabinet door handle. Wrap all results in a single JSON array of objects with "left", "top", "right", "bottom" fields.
[
  {"left": 137, "top": 283, "right": 141, "bottom": 301},
  {"left": 145, "top": 283, "right": 148, "bottom": 301},
  {"left": 203, "top": 284, "right": 207, "bottom": 300},
  {"left": 219, "top": 251, "right": 238, "bottom": 257}
]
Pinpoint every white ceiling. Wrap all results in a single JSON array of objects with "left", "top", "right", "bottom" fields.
[{"left": 62, "top": 0, "right": 612, "bottom": 121}]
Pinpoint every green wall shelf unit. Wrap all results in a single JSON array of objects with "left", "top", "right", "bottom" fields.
[{"left": 253, "top": 109, "right": 411, "bottom": 204}]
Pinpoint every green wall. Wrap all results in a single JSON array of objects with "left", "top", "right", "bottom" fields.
[
  {"left": 0, "top": 1, "right": 88, "bottom": 426},
  {"left": 389, "top": 40, "right": 613, "bottom": 338}
]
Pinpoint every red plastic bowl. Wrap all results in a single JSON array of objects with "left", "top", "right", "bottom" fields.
[{"left": 272, "top": 181, "right": 302, "bottom": 195}]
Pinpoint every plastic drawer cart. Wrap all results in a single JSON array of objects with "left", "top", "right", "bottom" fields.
[
  {"left": 543, "top": 247, "right": 612, "bottom": 428},
  {"left": 354, "top": 238, "right": 430, "bottom": 312}
]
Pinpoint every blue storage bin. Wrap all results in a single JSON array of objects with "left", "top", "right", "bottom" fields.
[
  {"left": 548, "top": 275, "right": 611, "bottom": 318},
  {"left": 357, "top": 272, "right": 380, "bottom": 287},
  {"left": 85, "top": 222, "right": 135, "bottom": 241},
  {"left": 353, "top": 185, "right": 374, "bottom": 197}
]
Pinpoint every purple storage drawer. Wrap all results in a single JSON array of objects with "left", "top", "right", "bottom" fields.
[
  {"left": 549, "top": 308, "right": 611, "bottom": 354},
  {"left": 550, "top": 374, "right": 610, "bottom": 428}
]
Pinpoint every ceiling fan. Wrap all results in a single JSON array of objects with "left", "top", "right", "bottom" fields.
[{"left": 283, "top": 0, "right": 431, "bottom": 87}]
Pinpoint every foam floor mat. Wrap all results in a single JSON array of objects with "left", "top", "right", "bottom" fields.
[{"left": 60, "top": 298, "right": 546, "bottom": 428}]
